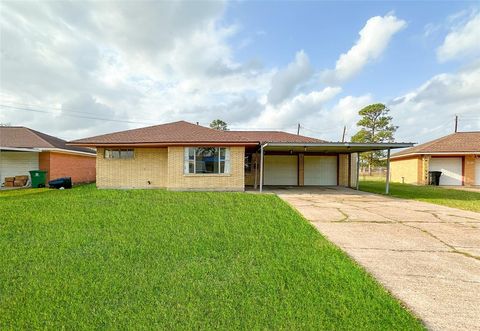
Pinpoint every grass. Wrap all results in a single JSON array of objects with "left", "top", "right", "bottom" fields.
[
  {"left": 0, "top": 185, "right": 423, "bottom": 330},
  {"left": 360, "top": 180, "right": 480, "bottom": 212}
]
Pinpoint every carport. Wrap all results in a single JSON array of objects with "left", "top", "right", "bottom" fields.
[{"left": 257, "top": 142, "right": 414, "bottom": 193}]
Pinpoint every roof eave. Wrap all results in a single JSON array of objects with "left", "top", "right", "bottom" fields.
[
  {"left": 68, "top": 141, "right": 261, "bottom": 147},
  {"left": 391, "top": 151, "right": 480, "bottom": 159},
  {"left": 261, "top": 142, "right": 415, "bottom": 153},
  {"left": 264, "top": 142, "right": 414, "bottom": 148},
  {"left": 0, "top": 146, "right": 41, "bottom": 152}
]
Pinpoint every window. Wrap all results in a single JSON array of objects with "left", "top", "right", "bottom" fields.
[
  {"left": 245, "top": 153, "right": 254, "bottom": 173},
  {"left": 104, "top": 149, "right": 134, "bottom": 159},
  {"left": 184, "top": 147, "right": 230, "bottom": 174}
]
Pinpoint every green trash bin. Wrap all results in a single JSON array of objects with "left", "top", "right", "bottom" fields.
[{"left": 29, "top": 170, "right": 48, "bottom": 188}]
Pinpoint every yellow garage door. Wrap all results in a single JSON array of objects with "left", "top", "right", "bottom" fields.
[
  {"left": 264, "top": 155, "right": 298, "bottom": 185},
  {"left": 304, "top": 156, "right": 337, "bottom": 185}
]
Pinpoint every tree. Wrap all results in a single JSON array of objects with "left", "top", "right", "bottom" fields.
[
  {"left": 210, "top": 119, "right": 228, "bottom": 131},
  {"left": 351, "top": 103, "right": 398, "bottom": 175}
]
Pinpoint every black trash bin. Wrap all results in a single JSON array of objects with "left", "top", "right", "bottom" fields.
[
  {"left": 48, "top": 177, "right": 72, "bottom": 189},
  {"left": 428, "top": 171, "right": 442, "bottom": 186}
]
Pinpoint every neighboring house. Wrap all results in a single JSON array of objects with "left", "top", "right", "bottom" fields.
[
  {"left": 0, "top": 126, "right": 96, "bottom": 185},
  {"left": 69, "top": 121, "right": 411, "bottom": 191},
  {"left": 390, "top": 132, "right": 480, "bottom": 186}
]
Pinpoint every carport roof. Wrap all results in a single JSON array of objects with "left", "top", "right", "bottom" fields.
[{"left": 262, "top": 142, "right": 414, "bottom": 153}]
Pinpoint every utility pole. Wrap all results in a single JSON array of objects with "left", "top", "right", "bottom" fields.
[
  {"left": 297, "top": 123, "right": 301, "bottom": 135},
  {"left": 454, "top": 115, "right": 458, "bottom": 133},
  {"left": 341, "top": 126, "right": 346, "bottom": 142}
]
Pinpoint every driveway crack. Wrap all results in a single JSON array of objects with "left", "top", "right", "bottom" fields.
[{"left": 400, "top": 222, "right": 480, "bottom": 261}]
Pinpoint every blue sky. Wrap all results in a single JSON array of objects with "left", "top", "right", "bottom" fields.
[
  {"left": 0, "top": 1, "right": 479, "bottom": 143},
  {"left": 224, "top": 1, "right": 478, "bottom": 119}
]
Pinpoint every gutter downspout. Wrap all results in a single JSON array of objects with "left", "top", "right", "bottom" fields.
[
  {"left": 385, "top": 148, "right": 391, "bottom": 194},
  {"left": 259, "top": 143, "right": 267, "bottom": 192}
]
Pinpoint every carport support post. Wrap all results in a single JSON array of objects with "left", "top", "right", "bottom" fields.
[
  {"left": 356, "top": 152, "right": 360, "bottom": 190},
  {"left": 385, "top": 148, "right": 391, "bottom": 194},
  {"left": 259, "top": 144, "right": 265, "bottom": 192}
]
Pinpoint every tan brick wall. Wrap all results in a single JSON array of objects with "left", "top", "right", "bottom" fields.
[
  {"left": 420, "top": 155, "right": 430, "bottom": 185},
  {"left": 298, "top": 153, "right": 305, "bottom": 186},
  {"left": 350, "top": 153, "right": 358, "bottom": 188},
  {"left": 96, "top": 148, "right": 168, "bottom": 188},
  {"left": 464, "top": 155, "right": 475, "bottom": 186},
  {"left": 338, "top": 154, "right": 349, "bottom": 187},
  {"left": 390, "top": 156, "right": 422, "bottom": 184},
  {"left": 167, "top": 146, "right": 245, "bottom": 191}
]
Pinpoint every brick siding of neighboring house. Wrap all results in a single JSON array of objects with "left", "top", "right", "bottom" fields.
[
  {"left": 39, "top": 151, "right": 96, "bottom": 184},
  {"left": 390, "top": 156, "right": 423, "bottom": 185},
  {"left": 391, "top": 154, "right": 478, "bottom": 186},
  {"left": 464, "top": 155, "right": 476, "bottom": 186}
]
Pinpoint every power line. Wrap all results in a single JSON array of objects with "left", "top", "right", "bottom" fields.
[
  {"left": 301, "top": 126, "right": 339, "bottom": 134},
  {"left": 0, "top": 100, "right": 105, "bottom": 117},
  {"left": 0, "top": 104, "right": 157, "bottom": 125},
  {"left": 0, "top": 103, "right": 303, "bottom": 133}
]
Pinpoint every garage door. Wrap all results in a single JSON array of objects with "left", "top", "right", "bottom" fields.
[
  {"left": 264, "top": 155, "right": 297, "bottom": 185},
  {"left": 429, "top": 157, "right": 462, "bottom": 186},
  {"left": 475, "top": 158, "right": 480, "bottom": 185},
  {"left": 0, "top": 151, "right": 39, "bottom": 184},
  {"left": 304, "top": 156, "right": 337, "bottom": 186}
]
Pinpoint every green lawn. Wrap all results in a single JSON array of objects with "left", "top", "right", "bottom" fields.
[
  {"left": 0, "top": 185, "right": 423, "bottom": 330},
  {"left": 360, "top": 180, "right": 480, "bottom": 212}
]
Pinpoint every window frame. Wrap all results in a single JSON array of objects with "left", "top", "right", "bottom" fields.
[
  {"left": 104, "top": 148, "right": 135, "bottom": 160},
  {"left": 184, "top": 147, "right": 230, "bottom": 175}
]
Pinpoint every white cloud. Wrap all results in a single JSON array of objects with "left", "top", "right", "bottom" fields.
[
  {"left": 323, "top": 14, "right": 406, "bottom": 83},
  {"left": 252, "top": 86, "right": 342, "bottom": 129},
  {"left": 437, "top": 11, "right": 480, "bottom": 62},
  {"left": 290, "top": 94, "right": 372, "bottom": 141},
  {"left": 1, "top": 2, "right": 476, "bottom": 147},
  {"left": 267, "top": 50, "right": 313, "bottom": 105},
  {"left": 0, "top": 1, "right": 276, "bottom": 138},
  {"left": 389, "top": 60, "right": 480, "bottom": 143}
]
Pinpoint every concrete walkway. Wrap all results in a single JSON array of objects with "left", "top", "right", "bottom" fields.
[{"left": 273, "top": 187, "right": 480, "bottom": 331}]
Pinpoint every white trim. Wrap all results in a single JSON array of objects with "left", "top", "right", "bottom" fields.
[
  {"left": 42, "top": 148, "right": 96, "bottom": 157},
  {"left": 391, "top": 152, "right": 480, "bottom": 159},
  {"left": 265, "top": 142, "right": 414, "bottom": 148},
  {"left": 259, "top": 143, "right": 266, "bottom": 192},
  {"left": 0, "top": 146, "right": 95, "bottom": 157},
  {"left": 0, "top": 147, "right": 41, "bottom": 152},
  {"left": 184, "top": 147, "right": 230, "bottom": 175}
]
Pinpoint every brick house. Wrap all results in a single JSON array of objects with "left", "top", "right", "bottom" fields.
[
  {"left": 0, "top": 126, "right": 96, "bottom": 186},
  {"left": 70, "top": 121, "right": 411, "bottom": 191},
  {"left": 390, "top": 132, "right": 480, "bottom": 186}
]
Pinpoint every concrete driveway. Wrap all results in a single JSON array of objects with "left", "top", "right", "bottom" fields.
[{"left": 274, "top": 187, "right": 480, "bottom": 331}]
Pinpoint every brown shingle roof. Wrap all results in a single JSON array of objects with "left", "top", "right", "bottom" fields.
[
  {"left": 0, "top": 126, "right": 95, "bottom": 154},
  {"left": 392, "top": 132, "right": 480, "bottom": 158},
  {"left": 69, "top": 121, "right": 324, "bottom": 146}
]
